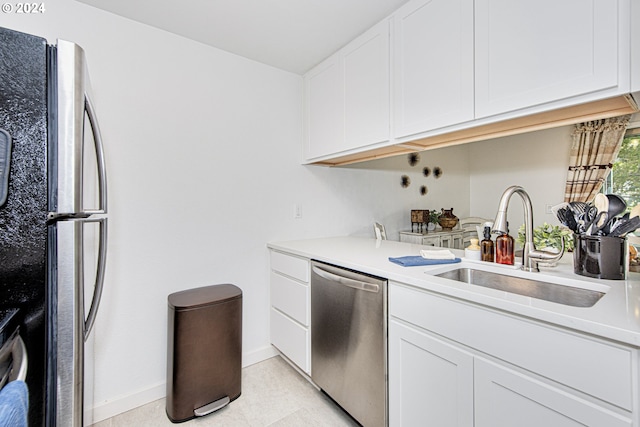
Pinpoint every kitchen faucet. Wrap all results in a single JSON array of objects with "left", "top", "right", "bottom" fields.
[{"left": 493, "top": 186, "right": 565, "bottom": 272}]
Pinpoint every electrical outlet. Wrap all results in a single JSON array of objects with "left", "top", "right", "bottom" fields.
[
  {"left": 545, "top": 204, "right": 553, "bottom": 214},
  {"left": 294, "top": 204, "right": 302, "bottom": 219}
]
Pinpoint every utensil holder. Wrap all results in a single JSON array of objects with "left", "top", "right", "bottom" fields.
[{"left": 573, "top": 234, "right": 627, "bottom": 280}]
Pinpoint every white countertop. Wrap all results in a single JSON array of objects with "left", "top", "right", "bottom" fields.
[{"left": 268, "top": 236, "right": 640, "bottom": 347}]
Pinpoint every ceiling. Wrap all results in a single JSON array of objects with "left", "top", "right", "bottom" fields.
[{"left": 76, "top": 0, "right": 410, "bottom": 75}]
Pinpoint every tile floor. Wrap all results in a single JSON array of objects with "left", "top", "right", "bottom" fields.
[{"left": 93, "top": 356, "right": 359, "bottom": 426}]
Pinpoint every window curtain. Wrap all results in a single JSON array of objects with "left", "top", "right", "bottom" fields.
[{"left": 564, "top": 114, "right": 632, "bottom": 203}]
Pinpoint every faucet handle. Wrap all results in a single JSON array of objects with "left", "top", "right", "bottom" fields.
[{"left": 527, "top": 236, "right": 565, "bottom": 271}]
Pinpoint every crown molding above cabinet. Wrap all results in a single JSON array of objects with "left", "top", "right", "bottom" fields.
[{"left": 304, "top": 0, "right": 640, "bottom": 167}]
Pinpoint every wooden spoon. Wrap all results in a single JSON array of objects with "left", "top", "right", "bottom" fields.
[
  {"left": 593, "top": 194, "right": 609, "bottom": 227},
  {"left": 630, "top": 204, "right": 640, "bottom": 219}
]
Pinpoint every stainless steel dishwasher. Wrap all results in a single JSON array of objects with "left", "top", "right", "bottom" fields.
[{"left": 310, "top": 260, "right": 387, "bottom": 427}]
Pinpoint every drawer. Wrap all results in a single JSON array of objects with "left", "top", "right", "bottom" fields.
[
  {"left": 270, "top": 308, "right": 309, "bottom": 373},
  {"left": 399, "top": 233, "right": 424, "bottom": 244},
  {"left": 271, "top": 271, "right": 309, "bottom": 326},
  {"left": 390, "top": 282, "right": 635, "bottom": 410},
  {"left": 270, "top": 251, "right": 309, "bottom": 283}
]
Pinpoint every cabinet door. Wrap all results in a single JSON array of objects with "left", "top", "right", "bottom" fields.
[
  {"left": 452, "top": 232, "right": 464, "bottom": 249},
  {"left": 475, "top": 0, "right": 624, "bottom": 118},
  {"left": 393, "top": 0, "right": 474, "bottom": 139},
  {"left": 305, "top": 20, "right": 390, "bottom": 161},
  {"left": 389, "top": 319, "right": 474, "bottom": 427},
  {"left": 344, "top": 19, "right": 390, "bottom": 151},
  {"left": 475, "top": 358, "right": 632, "bottom": 427},
  {"left": 304, "top": 56, "right": 344, "bottom": 159}
]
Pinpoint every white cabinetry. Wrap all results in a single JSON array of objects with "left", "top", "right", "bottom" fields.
[
  {"left": 269, "top": 250, "right": 310, "bottom": 373},
  {"left": 304, "top": 19, "right": 390, "bottom": 161},
  {"left": 389, "top": 319, "right": 473, "bottom": 426},
  {"left": 304, "top": 57, "right": 343, "bottom": 159},
  {"left": 399, "top": 230, "right": 464, "bottom": 249},
  {"left": 392, "top": 0, "right": 474, "bottom": 138},
  {"left": 475, "top": 358, "right": 632, "bottom": 427},
  {"left": 475, "top": 0, "right": 628, "bottom": 119},
  {"left": 302, "top": 0, "right": 635, "bottom": 165},
  {"left": 389, "top": 281, "right": 637, "bottom": 426}
]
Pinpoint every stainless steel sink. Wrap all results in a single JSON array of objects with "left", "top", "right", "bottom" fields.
[{"left": 435, "top": 268, "right": 605, "bottom": 308}]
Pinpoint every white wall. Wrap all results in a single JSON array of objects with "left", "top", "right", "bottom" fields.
[
  {"left": 468, "top": 126, "right": 573, "bottom": 235},
  {"left": 346, "top": 126, "right": 573, "bottom": 241},
  {"left": 345, "top": 144, "right": 471, "bottom": 239}
]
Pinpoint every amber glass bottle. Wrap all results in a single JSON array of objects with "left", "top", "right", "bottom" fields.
[
  {"left": 496, "top": 228, "right": 515, "bottom": 265},
  {"left": 481, "top": 226, "right": 494, "bottom": 262}
]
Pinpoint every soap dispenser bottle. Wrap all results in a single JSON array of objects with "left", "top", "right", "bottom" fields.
[
  {"left": 465, "top": 238, "right": 481, "bottom": 260},
  {"left": 481, "top": 226, "right": 494, "bottom": 262},
  {"left": 496, "top": 223, "right": 514, "bottom": 265}
]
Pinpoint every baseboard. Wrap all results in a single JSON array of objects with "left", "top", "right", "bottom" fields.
[
  {"left": 90, "top": 345, "right": 279, "bottom": 424},
  {"left": 91, "top": 381, "right": 166, "bottom": 424},
  {"left": 243, "top": 344, "right": 278, "bottom": 367}
]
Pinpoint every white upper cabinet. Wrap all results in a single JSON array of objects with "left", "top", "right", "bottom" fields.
[
  {"left": 304, "top": 57, "right": 344, "bottom": 160},
  {"left": 344, "top": 24, "right": 390, "bottom": 150},
  {"left": 393, "top": 0, "right": 474, "bottom": 139},
  {"left": 302, "top": 0, "right": 635, "bottom": 165},
  {"left": 475, "top": 0, "right": 629, "bottom": 119},
  {"left": 304, "top": 19, "right": 390, "bottom": 161}
]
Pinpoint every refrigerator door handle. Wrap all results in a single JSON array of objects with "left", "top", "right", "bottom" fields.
[
  {"left": 83, "top": 95, "right": 107, "bottom": 216},
  {"left": 84, "top": 217, "right": 107, "bottom": 341}
]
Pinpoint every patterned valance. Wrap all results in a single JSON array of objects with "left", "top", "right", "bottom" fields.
[{"left": 564, "top": 115, "right": 631, "bottom": 203}]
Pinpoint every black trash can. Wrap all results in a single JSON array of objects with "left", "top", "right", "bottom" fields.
[{"left": 166, "top": 284, "right": 242, "bottom": 423}]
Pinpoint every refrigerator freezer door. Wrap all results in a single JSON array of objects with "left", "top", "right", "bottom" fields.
[
  {"left": 51, "top": 39, "right": 108, "bottom": 427},
  {"left": 51, "top": 40, "right": 107, "bottom": 221}
]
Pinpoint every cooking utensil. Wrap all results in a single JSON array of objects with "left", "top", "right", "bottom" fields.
[
  {"left": 565, "top": 211, "right": 579, "bottom": 233},
  {"left": 594, "top": 193, "right": 608, "bottom": 215},
  {"left": 602, "top": 217, "right": 618, "bottom": 235},
  {"left": 568, "top": 201, "right": 588, "bottom": 215},
  {"left": 593, "top": 194, "right": 617, "bottom": 229},
  {"left": 555, "top": 207, "right": 570, "bottom": 226},
  {"left": 585, "top": 211, "right": 608, "bottom": 235},
  {"left": 609, "top": 216, "right": 640, "bottom": 237},
  {"left": 605, "top": 194, "right": 627, "bottom": 218},
  {"left": 576, "top": 204, "right": 596, "bottom": 234},
  {"left": 630, "top": 204, "right": 640, "bottom": 219}
]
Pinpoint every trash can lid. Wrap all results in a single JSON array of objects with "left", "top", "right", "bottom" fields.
[{"left": 168, "top": 284, "right": 242, "bottom": 310}]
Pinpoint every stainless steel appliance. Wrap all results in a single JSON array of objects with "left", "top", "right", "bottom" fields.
[
  {"left": 310, "top": 261, "right": 387, "bottom": 427},
  {"left": 0, "top": 26, "right": 108, "bottom": 426}
]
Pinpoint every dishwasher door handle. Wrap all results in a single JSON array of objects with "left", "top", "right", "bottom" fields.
[{"left": 312, "top": 266, "right": 380, "bottom": 293}]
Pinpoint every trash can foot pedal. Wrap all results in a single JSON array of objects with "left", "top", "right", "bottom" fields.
[{"left": 194, "top": 396, "right": 230, "bottom": 417}]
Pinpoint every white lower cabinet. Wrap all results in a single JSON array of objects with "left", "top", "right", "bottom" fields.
[
  {"left": 389, "top": 281, "right": 637, "bottom": 426},
  {"left": 270, "top": 308, "right": 309, "bottom": 373},
  {"left": 389, "top": 319, "right": 473, "bottom": 427},
  {"left": 475, "top": 358, "right": 632, "bottom": 427},
  {"left": 269, "top": 250, "right": 311, "bottom": 373}
]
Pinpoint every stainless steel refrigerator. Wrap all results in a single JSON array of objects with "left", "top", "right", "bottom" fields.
[{"left": 0, "top": 26, "right": 108, "bottom": 426}]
